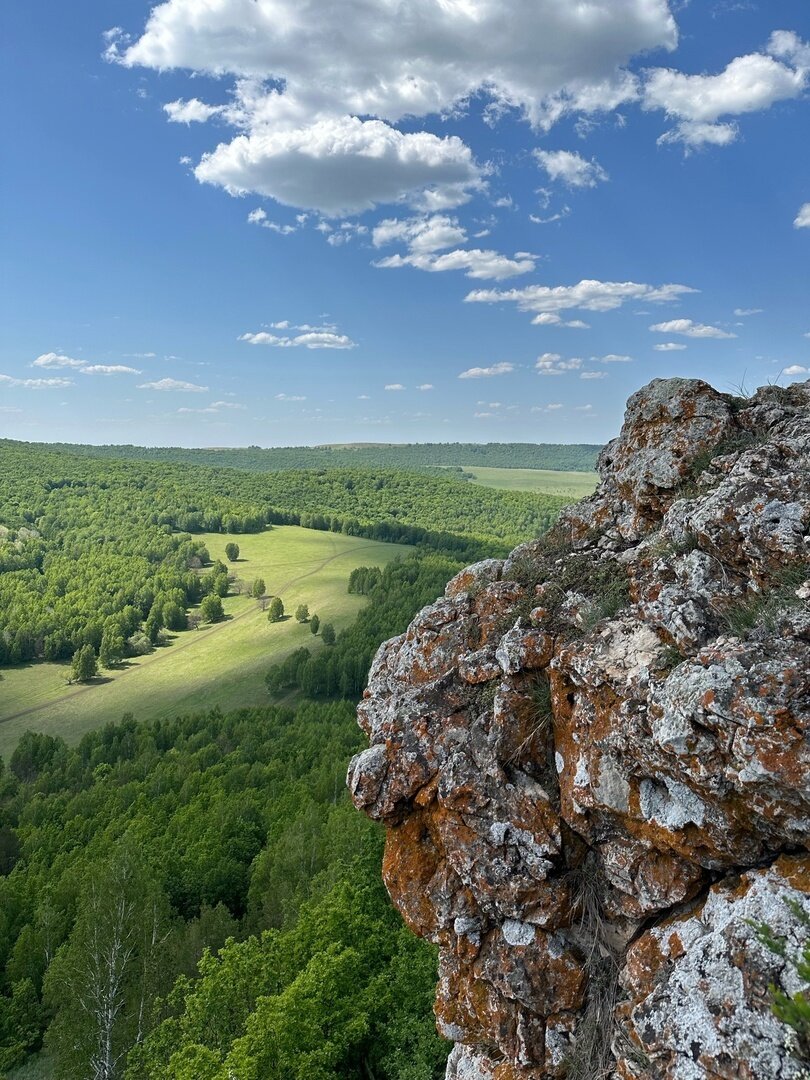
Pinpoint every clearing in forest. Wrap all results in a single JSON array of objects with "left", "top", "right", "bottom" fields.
[
  {"left": 460, "top": 466, "right": 599, "bottom": 498},
  {"left": 0, "top": 526, "right": 409, "bottom": 758}
]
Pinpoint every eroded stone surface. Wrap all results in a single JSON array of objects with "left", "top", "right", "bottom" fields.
[{"left": 348, "top": 377, "right": 810, "bottom": 1079}]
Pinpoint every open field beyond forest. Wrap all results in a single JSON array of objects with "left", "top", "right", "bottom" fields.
[
  {"left": 0, "top": 526, "right": 408, "bottom": 759},
  {"left": 460, "top": 465, "right": 599, "bottom": 499}
]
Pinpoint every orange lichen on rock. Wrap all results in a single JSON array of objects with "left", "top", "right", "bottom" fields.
[{"left": 348, "top": 378, "right": 810, "bottom": 1079}]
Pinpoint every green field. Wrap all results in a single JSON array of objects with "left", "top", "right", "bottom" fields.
[
  {"left": 0, "top": 526, "right": 408, "bottom": 759},
  {"left": 459, "top": 465, "right": 599, "bottom": 498}
]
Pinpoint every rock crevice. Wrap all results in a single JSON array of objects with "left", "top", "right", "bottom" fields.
[{"left": 349, "top": 378, "right": 810, "bottom": 1079}]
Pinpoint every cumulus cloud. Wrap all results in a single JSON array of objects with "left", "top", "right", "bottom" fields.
[
  {"left": 580, "top": 370, "right": 607, "bottom": 379},
  {"left": 783, "top": 364, "right": 809, "bottom": 376},
  {"left": 275, "top": 393, "right": 307, "bottom": 401},
  {"left": 137, "top": 377, "right": 209, "bottom": 391},
  {"left": 644, "top": 31, "right": 810, "bottom": 148},
  {"left": 109, "top": 1, "right": 681, "bottom": 213},
  {"left": 194, "top": 117, "right": 483, "bottom": 217},
  {"left": 239, "top": 325, "right": 356, "bottom": 349},
  {"left": 535, "top": 353, "right": 582, "bottom": 375},
  {"left": 32, "top": 352, "right": 86, "bottom": 369},
  {"left": 654, "top": 342, "right": 688, "bottom": 351},
  {"left": 112, "top": 0, "right": 675, "bottom": 129},
  {"left": 734, "top": 307, "right": 763, "bottom": 316},
  {"left": 466, "top": 279, "right": 695, "bottom": 321},
  {"left": 372, "top": 212, "right": 533, "bottom": 279},
  {"left": 531, "top": 313, "right": 590, "bottom": 329},
  {"left": 649, "top": 318, "right": 736, "bottom": 338},
  {"left": 597, "top": 354, "right": 633, "bottom": 363},
  {"left": 80, "top": 365, "right": 142, "bottom": 375},
  {"left": 416, "top": 383, "right": 434, "bottom": 390},
  {"left": 458, "top": 362, "right": 514, "bottom": 379},
  {"left": 164, "top": 98, "right": 225, "bottom": 124},
  {"left": 384, "top": 383, "right": 406, "bottom": 391},
  {"left": 0, "top": 374, "right": 74, "bottom": 389},
  {"left": 372, "top": 214, "right": 466, "bottom": 253},
  {"left": 534, "top": 149, "right": 608, "bottom": 188},
  {"left": 375, "top": 247, "right": 535, "bottom": 281},
  {"left": 794, "top": 203, "right": 810, "bottom": 228}
]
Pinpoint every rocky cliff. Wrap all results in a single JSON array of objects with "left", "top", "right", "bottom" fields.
[{"left": 348, "top": 378, "right": 810, "bottom": 1079}]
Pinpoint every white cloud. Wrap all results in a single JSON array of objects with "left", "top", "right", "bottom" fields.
[
  {"left": 372, "top": 214, "right": 467, "bottom": 253},
  {"left": 113, "top": 1, "right": 676, "bottom": 131},
  {"left": 80, "top": 365, "right": 142, "bottom": 375},
  {"left": 581, "top": 370, "right": 607, "bottom": 379},
  {"left": 164, "top": 98, "right": 225, "bottom": 124},
  {"left": 384, "top": 383, "right": 405, "bottom": 391},
  {"left": 275, "top": 393, "right": 307, "bottom": 401},
  {"left": 794, "top": 203, "right": 810, "bottom": 229},
  {"left": 372, "top": 213, "right": 532, "bottom": 279},
  {"left": 575, "top": 404, "right": 594, "bottom": 411},
  {"left": 195, "top": 117, "right": 483, "bottom": 217},
  {"left": 32, "top": 352, "right": 86, "bottom": 369},
  {"left": 534, "top": 149, "right": 608, "bottom": 188},
  {"left": 654, "top": 342, "right": 688, "bottom": 351},
  {"left": 650, "top": 318, "right": 736, "bottom": 338},
  {"left": 137, "top": 377, "right": 209, "bottom": 392},
  {"left": 458, "top": 362, "right": 514, "bottom": 379},
  {"left": 127, "top": 351, "right": 157, "bottom": 358},
  {"left": 248, "top": 208, "right": 298, "bottom": 234},
  {"left": 531, "top": 402, "right": 563, "bottom": 413},
  {"left": 375, "top": 247, "right": 534, "bottom": 281},
  {"left": 535, "top": 353, "right": 583, "bottom": 375},
  {"left": 239, "top": 327, "right": 356, "bottom": 349},
  {"left": 783, "top": 364, "right": 809, "bottom": 376},
  {"left": 110, "top": 1, "right": 681, "bottom": 214},
  {"left": 416, "top": 383, "right": 434, "bottom": 391},
  {"left": 734, "top": 307, "right": 763, "bottom": 316},
  {"left": 644, "top": 32, "right": 810, "bottom": 148},
  {"left": 597, "top": 353, "right": 633, "bottom": 363},
  {"left": 0, "top": 374, "right": 74, "bottom": 389},
  {"left": 326, "top": 221, "right": 369, "bottom": 246},
  {"left": 467, "top": 279, "right": 695, "bottom": 320},
  {"left": 530, "top": 313, "right": 589, "bottom": 329}
]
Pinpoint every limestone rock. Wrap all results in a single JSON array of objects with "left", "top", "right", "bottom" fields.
[{"left": 348, "top": 378, "right": 810, "bottom": 1079}]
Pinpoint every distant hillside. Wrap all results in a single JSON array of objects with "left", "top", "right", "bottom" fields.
[{"left": 27, "top": 440, "right": 602, "bottom": 473}]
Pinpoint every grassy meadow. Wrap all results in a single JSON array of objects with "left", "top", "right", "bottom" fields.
[
  {"left": 460, "top": 465, "right": 599, "bottom": 498},
  {"left": 0, "top": 526, "right": 408, "bottom": 758}
]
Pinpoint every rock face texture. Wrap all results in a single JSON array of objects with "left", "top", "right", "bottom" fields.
[{"left": 348, "top": 378, "right": 810, "bottom": 1079}]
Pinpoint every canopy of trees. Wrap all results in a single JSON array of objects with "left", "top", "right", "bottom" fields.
[
  {"left": 0, "top": 703, "right": 448, "bottom": 1078},
  {"left": 32, "top": 439, "right": 602, "bottom": 473}
]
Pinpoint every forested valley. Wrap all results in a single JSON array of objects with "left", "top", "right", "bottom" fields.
[
  {"left": 0, "top": 436, "right": 578, "bottom": 1078},
  {"left": 0, "top": 440, "right": 566, "bottom": 667}
]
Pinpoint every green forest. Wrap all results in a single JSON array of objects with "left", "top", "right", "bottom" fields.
[
  {"left": 0, "top": 440, "right": 567, "bottom": 668},
  {"left": 0, "top": 437, "right": 574, "bottom": 1078},
  {"left": 0, "top": 546, "right": 466, "bottom": 1078},
  {"left": 24, "top": 439, "right": 602, "bottom": 474}
]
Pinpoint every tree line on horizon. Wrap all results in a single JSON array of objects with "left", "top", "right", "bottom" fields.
[{"left": 11, "top": 437, "right": 602, "bottom": 474}]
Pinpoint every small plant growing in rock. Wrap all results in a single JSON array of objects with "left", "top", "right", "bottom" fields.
[
  {"left": 755, "top": 901, "right": 810, "bottom": 1074},
  {"left": 719, "top": 563, "right": 809, "bottom": 638}
]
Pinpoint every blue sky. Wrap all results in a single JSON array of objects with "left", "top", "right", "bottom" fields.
[{"left": 1, "top": 0, "right": 809, "bottom": 447}]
